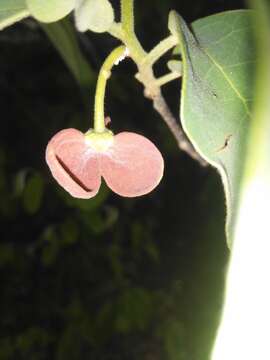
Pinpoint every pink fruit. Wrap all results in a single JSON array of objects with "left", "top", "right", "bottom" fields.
[{"left": 46, "top": 128, "right": 164, "bottom": 199}]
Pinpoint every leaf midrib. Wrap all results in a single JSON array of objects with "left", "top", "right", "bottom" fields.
[{"left": 203, "top": 48, "right": 252, "bottom": 117}]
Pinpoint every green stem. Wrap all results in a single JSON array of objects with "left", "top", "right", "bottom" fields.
[
  {"left": 155, "top": 71, "right": 181, "bottom": 87},
  {"left": 120, "top": 0, "right": 146, "bottom": 62},
  {"left": 142, "top": 35, "right": 178, "bottom": 66},
  {"left": 106, "top": 0, "right": 205, "bottom": 165},
  {"left": 121, "top": 0, "right": 134, "bottom": 33},
  {"left": 108, "top": 22, "right": 125, "bottom": 41},
  {"left": 94, "top": 45, "right": 127, "bottom": 133}
]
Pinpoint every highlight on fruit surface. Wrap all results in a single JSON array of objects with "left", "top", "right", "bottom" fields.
[{"left": 46, "top": 128, "right": 164, "bottom": 199}]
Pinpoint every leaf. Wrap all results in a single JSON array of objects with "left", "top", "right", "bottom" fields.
[
  {"left": 13, "top": 168, "right": 29, "bottom": 196},
  {"left": 16, "top": 327, "right": 50, "bottom": 354},
  {"left": 41, "top": 242, "right": 58, "bottom": 266},
  {"left": 56, "top": 326, "right": 85, "bottom": 360},
  {"left": 211, "top": 2, "right": 270, "bottom": 357},
  {"left": 0, "top": 244, "right": 14, "bottom": 266},
  {"left": 0, "top": 0, "right": 29, "bottom": 30},
  {"left": 144, "top": 241, "right": 160, "bottom": 263},
  {"left": 115, "top": 288, "right": 153, "bottom": 333},
  {"left": 61, "top": 182, "right": 110, "bottom": 211},
  {"left": 75, "top": 0, "right": 114, "bottom": 33},
  {"left": 26, "top": 0, "right": 75, "bottom": 23},
  {"left": 41, "top": 226, "right": 59, "bottom": 266},
  {"left": 22, "top": 172, "right": 44, "bottom": 214},
  {"left": 107, "top": 243, "right": 123, "bottom": 279},
  {"left": 41, "top": 18, "right": 94, "bottom": 90},
  {"left": 60, "top": 218, "right": 79, "bottom": 245},
  {"left": 0, "top": 338, "right": 14, "bottom": 358},
  {"left": 162, "top": 320, "right": 186, "bottom": 360},
  {"left": 169, "top": 10, "right": 256, "bottom": 246}
]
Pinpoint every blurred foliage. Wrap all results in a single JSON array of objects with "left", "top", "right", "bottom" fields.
[{"left": 0, "top": 0, "right": 246, "bottom": 359}]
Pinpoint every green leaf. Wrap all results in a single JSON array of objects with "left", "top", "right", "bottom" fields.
[
  {"left": 0, "top": 244, "right": 14, "bottom": 266},
  {"left": 60, "top": 218, "right": 79, "bottom": 245},
  {"left": 107, "top": 243, "right": 123, "bottom": 279},
  {"left": 26, "top": 0, "right": 75, "bottom": 23},
  {"left": 13, "top": 168, "right": 28, "bottom": 196},
  {"left": 0, "top": 0, "right": 29, "bottom": 30},
  {"left": 81, "top": 206, "right": 118, "bottom": 235},
  {"left": 62, "top": 182, "right": 109, "bottom": 211},
  {"left": 41, "top": 226, "right": 59, "bottom": 266},
  {"left": 41, "top": 18, "right": 94, "bottom": 90},
  {"left": 16, "top": 327, "right": 50, "bottom": 354},
  {"left": 75, "top": 0, "right": 114, "bottom": 33},
  {"left": 169, "top": 10, "right": 256, "bottom": 246},
  {"left": 115, "top": 288, "right": 153, "bottom": 333},
  {"left": 144, "top": 241, "right": 160, "bottom": 263},
  {"left": 162, "top": 320, "right": 186, "bottom": 360},
  {"left": 0, "top": 338, "right": 14, "bottom": 358},
  {"left": 42, "top": 242, "right": 58, "bottom": 266},
  {"left": 22, "top": 172, "right": 44, "bottom": 214},
  {"left": 211, "top": 2, "right": 270, "bottom": 357}
]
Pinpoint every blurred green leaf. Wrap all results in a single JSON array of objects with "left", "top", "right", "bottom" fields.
[
  {"left": 0, "top": 0, "right": 29, "bottom": 30},
  {"left": 42, "top": 241, "right": 58, "bottom": 266},
  {"left": 0, "top": 338, "right": 14, "bottom": 359},
  {"left": 0, "top": 148, "right": 6, "bottom": 166},
  {"left": 16, "top": 327, "right": 50, "bottom": 355},
  {"left": 13, "top": 168, "right": 29, "bottom": 196},
  {"left": 0, "top": 184, "right": 17, "bottom": 217},
  {"left": 75, "top": 0, "right": 114, "bottom": 33},
  {"left": 131, "top": 222, "right": 144, "bottom": 254},
  {"left": 60, "top": 218, "right": 79, "bottom": 245},
  {"left": 170, "top": 10, "right": 255, "bottom": 246},
  {"left": 104, "top": 206, "right": 118, "bottom": 229},
  {"left": 115, "top": 288, "right": 153, "bottom": 333},
  {"left": 22, "top": 172, "right": 44, "bottom": 214},
  {"left": 26, "top": 0, "right": 75, "bottom": 23},
  {"left": 56, "top": 326, "right": 84, "bottom": 360},
  {"left": 144, "top": 240, "right": 160, "bottom": 263},
  {"left": 96, "top": 302, "right": 115, "bottom": 329},
  {"left": 94, "top": 302, "right": 116, "bottom": 344},
  {"left": 64, "top": 298, "right": 84, "bottom": 321},
  {"left": 162, "top": 320, "right": 186, "bottom": 360},
  {"left": 40, "top": 226, "right": 59, "bottom": 265},
  {"left": 62, "top": 182, "right": 110, "bottom": 212},
  {"left": 0, "top": 172, "right": 5, "bottom": 193},
  {"left": 81, "top": 211, "right": 105, "bottom": 234},
  {"left": 80, "top": 205, "right": 118, "bottom": 235},
  {"left": 41, "top": 17, "right": 94, "bottom": 90},
  {"left": 41, "top": 225, "right": 57, "bottom": 243},
  {"left": 107, "top": 243, "right": 123, "bottom": 280},
  {"left": 0, "top": 244, "right": 14, "bottom": 266}
]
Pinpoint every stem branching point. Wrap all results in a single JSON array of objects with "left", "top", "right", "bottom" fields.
[{"left": 96, "top": 0, "right": 207, "bottom": 165}]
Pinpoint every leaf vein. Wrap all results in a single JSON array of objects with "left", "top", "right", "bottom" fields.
[{"left": 203, "top": 49, "right": 252, "bottom": 116}]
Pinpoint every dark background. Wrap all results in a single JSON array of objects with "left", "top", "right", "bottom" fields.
[{"left": 0, "top": 1, "right": 245, "bottom": 359}]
